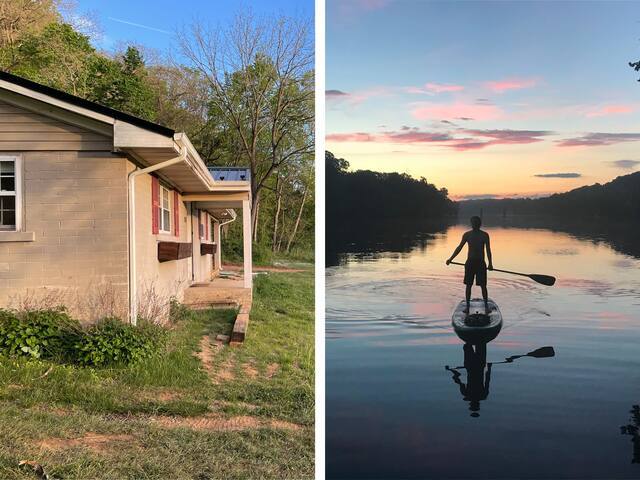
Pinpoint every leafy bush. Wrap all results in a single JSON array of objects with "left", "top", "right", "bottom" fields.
[
  {"left": 0, "top": 308, "right": 81, "bottom": 359},
  {"left": 74, "top": 317, "right": 166, "bottom": 367}
]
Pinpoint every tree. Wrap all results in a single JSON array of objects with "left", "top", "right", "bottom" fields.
[
  {"left": 5, "top": 22, "right": 158, "bottom": 121},
  {"left": 0, "top": 0, "right": 59, "bottom": 70},
  {"left": 177, "top": 11, "right": 314, "bottom": 227}
]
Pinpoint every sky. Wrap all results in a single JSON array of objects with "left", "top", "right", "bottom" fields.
[
  {"left": 326, "top": 0, "right": 640, "bottom": 200},
  {"left": 68, "top": 0, "right": 313, "bottom": 59}
]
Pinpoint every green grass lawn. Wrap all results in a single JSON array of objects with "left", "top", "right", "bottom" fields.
[{"left": 0, "top": 270, "right": 314, "bottom": 479}]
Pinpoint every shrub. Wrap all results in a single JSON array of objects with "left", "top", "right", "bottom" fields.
[
  {"left": 0, "top": 308, "right": 81, "bottom": 359},
  {"left": 74, "top": 317, "right": 166, "bottom": 367}
]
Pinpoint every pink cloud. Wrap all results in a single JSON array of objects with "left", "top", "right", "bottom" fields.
[
  {"left": 484, "top": 77, "right": 538, "bottom": 93},
  {"left": 404, "top": 82, "right": 465, "bottom": 95},
  {"left": 326, "top": 132, "right": 376, "bottom": 142},
  {"left": 586, "top": 104, "right": 633, "bottom": 118},
  {"left": 326, "top": 86, "right": 393, "bottom": 106},
  {"left": 426, "top": 83, "right": 464, "bottom": 93},
  {"left": 327, "top": 127, "right": 552, "bottom": 151},
  {"left": 412, "top": 101, "right": 503, "bottom": 121},
  {"left": 557, "top": 132, "right": 640, "bottom": 147},
  {"left": 461, "top": 129, "right": 552, "bottom": 145}
]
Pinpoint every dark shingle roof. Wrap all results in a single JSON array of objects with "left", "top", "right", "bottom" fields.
[{"left": 0, "top": 70, "right": 175, "bottom": 138}]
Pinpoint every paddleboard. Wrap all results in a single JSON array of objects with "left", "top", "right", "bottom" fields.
[{"left": 452, "top": 298, "right": 502, "bottom": 344}]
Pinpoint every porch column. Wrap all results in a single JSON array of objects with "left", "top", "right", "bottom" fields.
[
  {"left": 242, "top": 199, "right": 252, "bottom": 289},
  {"left": 213, "top": 220, "right": 221, "bottom": 271}
]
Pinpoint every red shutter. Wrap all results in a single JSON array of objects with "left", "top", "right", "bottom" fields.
[
  {"left": 173, "top": 191, "right": 180, "bottom": 237},
  {"left": 151, "top": 176, "right": 159, "bottom": 234},
  {"left": 205, "top": 213, "right": 209, "bottom": 240}
]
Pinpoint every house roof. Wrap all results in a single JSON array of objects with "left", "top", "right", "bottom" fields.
[
  {"left": 0, "top": 70, "right": 175, "bottom": 138},
  {"left": 0, "top": 70, "right": 250, "bottom": 200},
  {"left": 208, "top": 167, "right": 251, "bottom": 182}
]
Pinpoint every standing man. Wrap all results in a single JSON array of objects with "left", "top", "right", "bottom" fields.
[{"left": 446, "top": 216, "right": 494, "bottom": 315}]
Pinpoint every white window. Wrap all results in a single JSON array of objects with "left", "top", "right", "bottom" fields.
[
  {"left": 159, "top": 185, "right": 171, "bottom": 233},
  {"left": 0, "top": 156, "right": 20, "bottom": 231}
]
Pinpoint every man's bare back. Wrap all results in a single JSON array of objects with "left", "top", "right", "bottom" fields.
[
  {"left": 462, "top": 229, "right": 490, "bottom": 262},
  {"left": 446, "top": 216, "right": 494, "bottom": 315}
]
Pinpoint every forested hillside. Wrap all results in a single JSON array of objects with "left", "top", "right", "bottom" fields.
[
  {"left": 459, "top": 172, "right": 640, "bottom": 219},
  {"left": 0, "top": 0, "right": 314, "bottom": 259}
]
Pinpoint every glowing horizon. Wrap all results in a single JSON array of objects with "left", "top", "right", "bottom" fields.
[{"left": 326, "top": 0, "right": 640, "bottom": 199}]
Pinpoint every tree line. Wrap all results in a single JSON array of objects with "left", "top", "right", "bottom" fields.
[
  {"left": 0, "top": 0, "right": 314, "bottom": 257},
  {"left": 459, "top": 171, "right": 640, "bottom": 220},
  {"left": 326, "top": 151, "right": 457, "bottom": 224}
]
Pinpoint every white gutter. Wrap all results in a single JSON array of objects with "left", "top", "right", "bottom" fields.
[{"left": 127, "top": 146, "right": 187, "bottom": 325}]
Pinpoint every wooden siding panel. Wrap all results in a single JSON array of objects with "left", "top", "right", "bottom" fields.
[{"left": 0, "top": 99, "right": 112, "bottom": 151}]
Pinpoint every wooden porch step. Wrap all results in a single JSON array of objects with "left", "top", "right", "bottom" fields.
[{"left": 230, "top": 300, "right": 252, "bottom": 346}]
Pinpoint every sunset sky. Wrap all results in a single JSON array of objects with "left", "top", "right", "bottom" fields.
[{"left": 326, "top": 0, "right": 640, "bottom": 200}]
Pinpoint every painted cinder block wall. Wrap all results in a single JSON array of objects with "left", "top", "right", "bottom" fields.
[
  {"left": 0, "top": 151, "right": 130, "bottom": 318},
  {"left": 0, "top": 99, "right": 219, "bottom": 321}
]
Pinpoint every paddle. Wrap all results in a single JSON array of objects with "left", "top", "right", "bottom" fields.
[{"left": 448, "top": 261, "right": 556, "bottom": 286}]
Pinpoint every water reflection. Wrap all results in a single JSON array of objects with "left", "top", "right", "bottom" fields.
[
  {"left": 327, "top": 216, "right": 640, "bottom": 267},
  {"left": 327, "top": 219, "right": 640, "bottom": 478},
  {"left": 621, "top": 405, "right": 640, "bottom": 463},
  {"left": 445, "top": 343, "right": 556, "bottom": 418},
  {"left": 446, "top": 343, "right": 491, "bottom": 417}
]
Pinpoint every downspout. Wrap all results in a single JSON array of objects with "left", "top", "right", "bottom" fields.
[{"left": 127, "top": 146, "right": 187, "bottom": 325}]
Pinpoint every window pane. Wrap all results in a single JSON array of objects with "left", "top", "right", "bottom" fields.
[
  {"left": 162, "top": 210, "right": 170, "bottom": 231},
  {"left": 162, "top": 188, "right": 169, "bottom": 209},
  {"left": 0, "top": 161, "right": 14, "bottom": 174},
  {"left": 2, "top": 210, "right": 15, "bottom": 227},
  {"left": 0, "top": 196, "right": 15, "bottom": 210},
  {"left": 1, "top": 177, "right": 14, "bottom": 192}
]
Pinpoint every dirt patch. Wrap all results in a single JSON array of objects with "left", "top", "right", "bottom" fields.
[
  {"left": 37, "top": 432, "right": 135, "bottom": 453},
  {"left": 151, "top": 414, "right": 302, "bottom": 432},
  {"left": 269, "top": 419, "right": 303, "bottom": 432},
  {"left": 242, "top": 362, "right": 258, "bottom": 379},
  {"left": 195, "top": 335, "right": 215, "bottom": 372},
  {"left": 215, "top": 358, "right": 236, "bottom": 384},
  {"left": 265, "top": 363, "right": 280, "bottom": 378}
]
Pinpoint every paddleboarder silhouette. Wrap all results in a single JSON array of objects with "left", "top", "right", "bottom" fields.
[
  {"left": 445, "top": 345, "right": 555, "bottom": 418},
  {"left": 446, "top": 216, "right": 494, "bottom": 315}
]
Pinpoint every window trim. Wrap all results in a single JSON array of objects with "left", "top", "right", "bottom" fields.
[
  {"left": 159, "top": 184, "right": 172, "bottom": 234},
  {"left": 0, "top": 155, "right": 21, "bottom": 232}
]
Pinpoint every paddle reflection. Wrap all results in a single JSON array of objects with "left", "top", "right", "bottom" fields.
[{"left": 445, "top": 344, "right": 556, "bottom": 417}]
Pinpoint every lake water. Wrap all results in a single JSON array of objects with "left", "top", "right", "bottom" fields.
[{"left": 326, "top": 218, "right": 640, "bottom": 479}]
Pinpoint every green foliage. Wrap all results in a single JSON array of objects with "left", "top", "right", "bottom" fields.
[
  {"left": 0, "top": 8, "right": 315, "bottom": 265},
  {"left": 4, "top": 23, "right": 157, "bottom": 120},
  {"left": 0, "top": 308, "right": 166, "bottom": 367},
  {"left": 0, "top": 308, "right": 80, "bottom": 359},
  {"left": 74, "top": 318, "right": 166, "bottom": 367},
  {"left": 221, "top": 232, "right": 275, "bottom": 266}
]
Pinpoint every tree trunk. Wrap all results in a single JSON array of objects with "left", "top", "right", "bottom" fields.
[
  {"left": 272, "top": 176, "right": 282, "bottom": 252},
  {"left": 252, "top": 198, "right": 259, "bottom": 243},
  {"left": 286, "top": 188, "right": 307, "bottom": 252}
]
